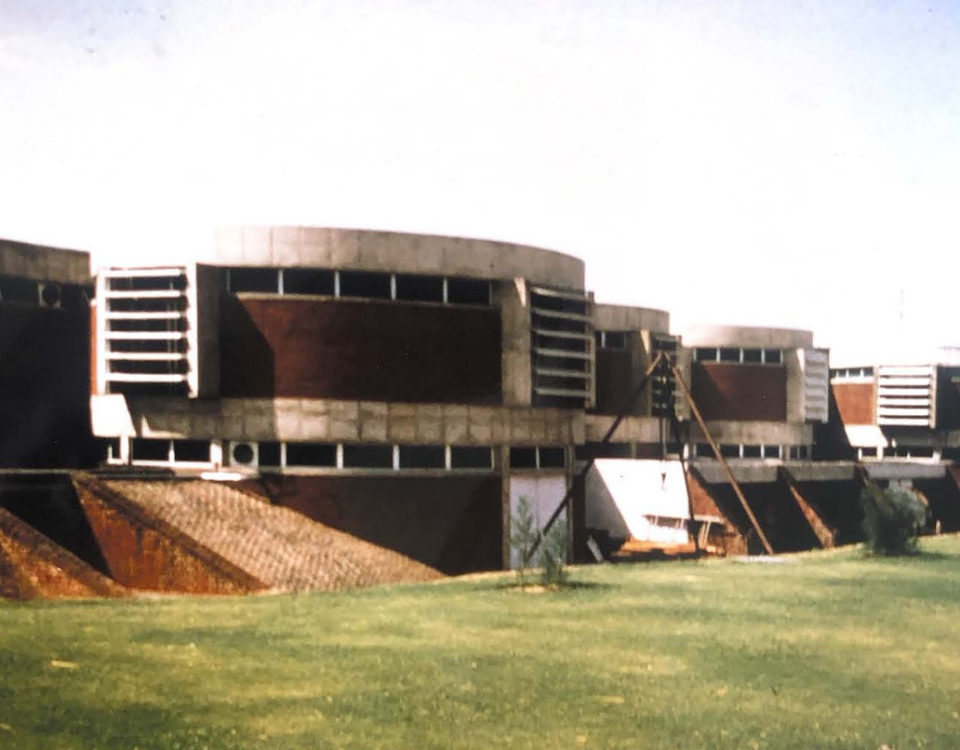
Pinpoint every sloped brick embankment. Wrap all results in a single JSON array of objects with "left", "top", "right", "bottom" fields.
[{"left": 73, "top": 475, "right": 442, "bottom": 593}]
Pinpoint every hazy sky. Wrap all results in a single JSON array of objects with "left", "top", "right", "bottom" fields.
[{"left": 1, "top": 1, "right": 958, "bottom": 363}]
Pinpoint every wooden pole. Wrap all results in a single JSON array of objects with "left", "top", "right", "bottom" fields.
[{"left": 669, "top": 361, "right": 775, "bottom": 556}]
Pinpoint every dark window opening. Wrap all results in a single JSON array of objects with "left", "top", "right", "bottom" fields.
[
  {"left": 447, "top": 278, "right": 491, "bottom": 305},
  {"left": 0, "top": 276, "right": 37, "bottom": 305},
  {"left": 286, "top": 443, "right": 337, "bottom": 467},
  {"left": 339, "top": 271, "right": 391, "bottom": 299},
  {"left": 720, "top": 444, "right": 740, "bottom": 458},
  {"left": 538, "top": 447, "right": 566, "bottom": 468},
  {"left": 762, "top": 445, "right": 781, "bottom": 459},
  {"left": 764, "top": 349, "right": 782, "bottom": 364},
  {"left": 602, "top": 331, "right": 627, "bottom": 349},
  {"left": 110, "top": 275, "right": 186, "bottom": 292},
  {"left": 398, "top": 445, "right": 446, "bottom": 469},
  {"left": 450, "top": 446, "right": 493, "bottom": 469},
  {"left": 132, "top": 439, "right": 169, "bottom": 461},
  {"left": 343, "top": 444, "right": 393, "bottom": 468},
  {"left": 743, "top": 348, "right": 763, "bottom": 363},
  {"left": 720, "top": 348, "right": 740, "bottom": 363},
  {"left": 742, "top": 444, "right": 762, "bottom": 458},
  {"left": 258, "top": 442, "right": 282, "bottom": 467},
  {"left": 284, "top": 268, "right": 335, "bottom": 296},
  {"left": 509, "top": 447, "right": 538, "bottom": 469},
  {"left": 173, "top": 440, "right": 210, "bottom": 462},
  {"left": 395, "top": 275, "right": 444, "bottom": 302},
  {"left": 695, "top": 348, "right": 717, "bottom": 362},
  {"left": 228, "top": 267, "right": 278, "bottom": 293}
]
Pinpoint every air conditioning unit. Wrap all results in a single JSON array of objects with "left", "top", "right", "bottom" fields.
[
  {"left": 229, "top": 441, "right": 258, "bottom": 468},
  {"left": 38, "top": 282, "right": 62, "bottom": 308}
]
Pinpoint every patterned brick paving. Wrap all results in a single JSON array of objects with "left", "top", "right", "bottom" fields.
[{"left": 102, "top": 479, "right": 442, "bottom": 592}]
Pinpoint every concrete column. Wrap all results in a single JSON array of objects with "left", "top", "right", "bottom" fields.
[
  {"left": 497, "top": 278, "right": 532, "bottom": 407},
  {"left": 500, "top": 445, "right": 512, "bottom": 570}
]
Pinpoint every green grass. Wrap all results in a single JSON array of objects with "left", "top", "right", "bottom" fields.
[{"left": 3, "top": 538, "right": 960, "bottom": 749}]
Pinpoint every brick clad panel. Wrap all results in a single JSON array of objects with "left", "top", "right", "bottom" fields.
[
  {"left": 220, "top": 297, "right": 502, "bottom": 403},
  {"left": 831, "top": 382, "right": 875, "bottom": 425},
  {"left": 692, "top": 363, "right": 787, "bottom": 421}
]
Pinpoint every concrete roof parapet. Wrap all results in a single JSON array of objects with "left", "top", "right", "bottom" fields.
[
  {"left": 593, "top": 303, "right": 670, "bottom": 334},
  {"left": 680, "top": 324, "right": 814, "bottom": 349},
  {"left": 215, "top": 227, "right": 585, "bottom": 289}
]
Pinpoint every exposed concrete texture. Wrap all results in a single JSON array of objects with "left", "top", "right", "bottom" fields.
[
  {"left": 584, "top": 414, "right": 661, "bottom": 443},
  {"left": 680, "top": 324, "right": 814, "bottom": 349},
  {"left": 95, "top": 395, "right": 584, "bottom": 446},
  {"left": 863, "top": 461, "right": 947, "bottom": 480},
  {"left": 0, "top": 238, "right": 91, "bottom": 284},
  {"left": 214, "top": 227, "right": 586, "bottom": 291},
  {"left": 498, "top": 279, "right": 532, "bottom": 407},
  {"left": 688, "top": 420, "right": 812, "bottom": 446},
  {"left": 593, "top": 303, "right": 669, "bottom": 334}
]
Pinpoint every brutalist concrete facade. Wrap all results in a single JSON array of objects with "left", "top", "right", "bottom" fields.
[{"left": 90, "top": 228, "right": 606, "bottom": 574}]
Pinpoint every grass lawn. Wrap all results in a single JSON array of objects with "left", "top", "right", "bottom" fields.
[{"left": 3, "top": 537, "right": 960, "bottom": 749}]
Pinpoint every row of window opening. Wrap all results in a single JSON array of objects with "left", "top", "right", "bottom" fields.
[
  {"left": 120, "top": 440, "right": 570, "bottom": 471},
  {"left": 225, "top": 267, "right": 493, "bottom": 306},
  {"left": 693, "top": 347, "right": 782, "bottom": 365}
]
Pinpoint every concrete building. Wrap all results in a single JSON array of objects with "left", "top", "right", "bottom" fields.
[
  {"left": 0, "top": 238, "right": 97, "bottom": 467},
  {"left": 829, "top": 350, "right": 960, "bottom": 531},
  {"left": 90, "top": 227, "right": 603, "bottom": 574}
]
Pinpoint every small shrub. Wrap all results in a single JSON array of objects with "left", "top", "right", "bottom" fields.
[
  {"left": 510, "top": 495, "right": 538, "bottom": 588},
  {"left": 539, "top": 520, "right": 568, "bottom": 587},
  {"left": 859, "top": 484, "right": 927, "bottom": 556}
]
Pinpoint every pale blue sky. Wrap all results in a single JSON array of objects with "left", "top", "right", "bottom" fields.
[{"left": 1, "top": 0, "right": 958, "bottom": 363}]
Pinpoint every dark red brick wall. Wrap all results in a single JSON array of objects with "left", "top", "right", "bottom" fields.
[
  {"left": 244, "top": 474, "right": 503, "bottom": 575},
  {"left": 219, "top": 296, "right": 502, "bottom": 403},
  {"left": 595, "top": 349, "right": 642, "bottom": 415},
  {"left": 692, "top": 363, "right": 786, "bottom": 421},
  {"left": 831, "top": 382, "right": 875, "bottom": 425}
]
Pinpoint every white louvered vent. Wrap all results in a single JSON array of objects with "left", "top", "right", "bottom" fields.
[
  {"left": 529, "top": 285, "right": 594, "bottom": 409},
  {"left": 96, "top": 265, "right": 218, "bottom": 398},
  {"left": 876, "top": 365, "right": 936, "bottom": 428},
  {"left": 801, "top": 348, "right": 829, "bottom": 423}
]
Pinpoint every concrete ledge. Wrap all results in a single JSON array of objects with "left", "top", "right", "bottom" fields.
[
  {"left": 213, "top": 227, "right": 585, "bottom": 291},
  {"left": 101, "top": 397, "right": 585, "bottom": 447}
]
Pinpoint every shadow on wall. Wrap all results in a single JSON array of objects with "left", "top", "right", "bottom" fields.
[
  {"left": 0, "top": 474, "right": 110, "bottom": 575},
  {"left": 243, "top": 475, "right": 503, "bottom": 575},
  {"left": 0, "top": 306, "right": 100, "bottom": 467},
  {"left": 217, "top": 295, "right": 276, "bottom": 398}
]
